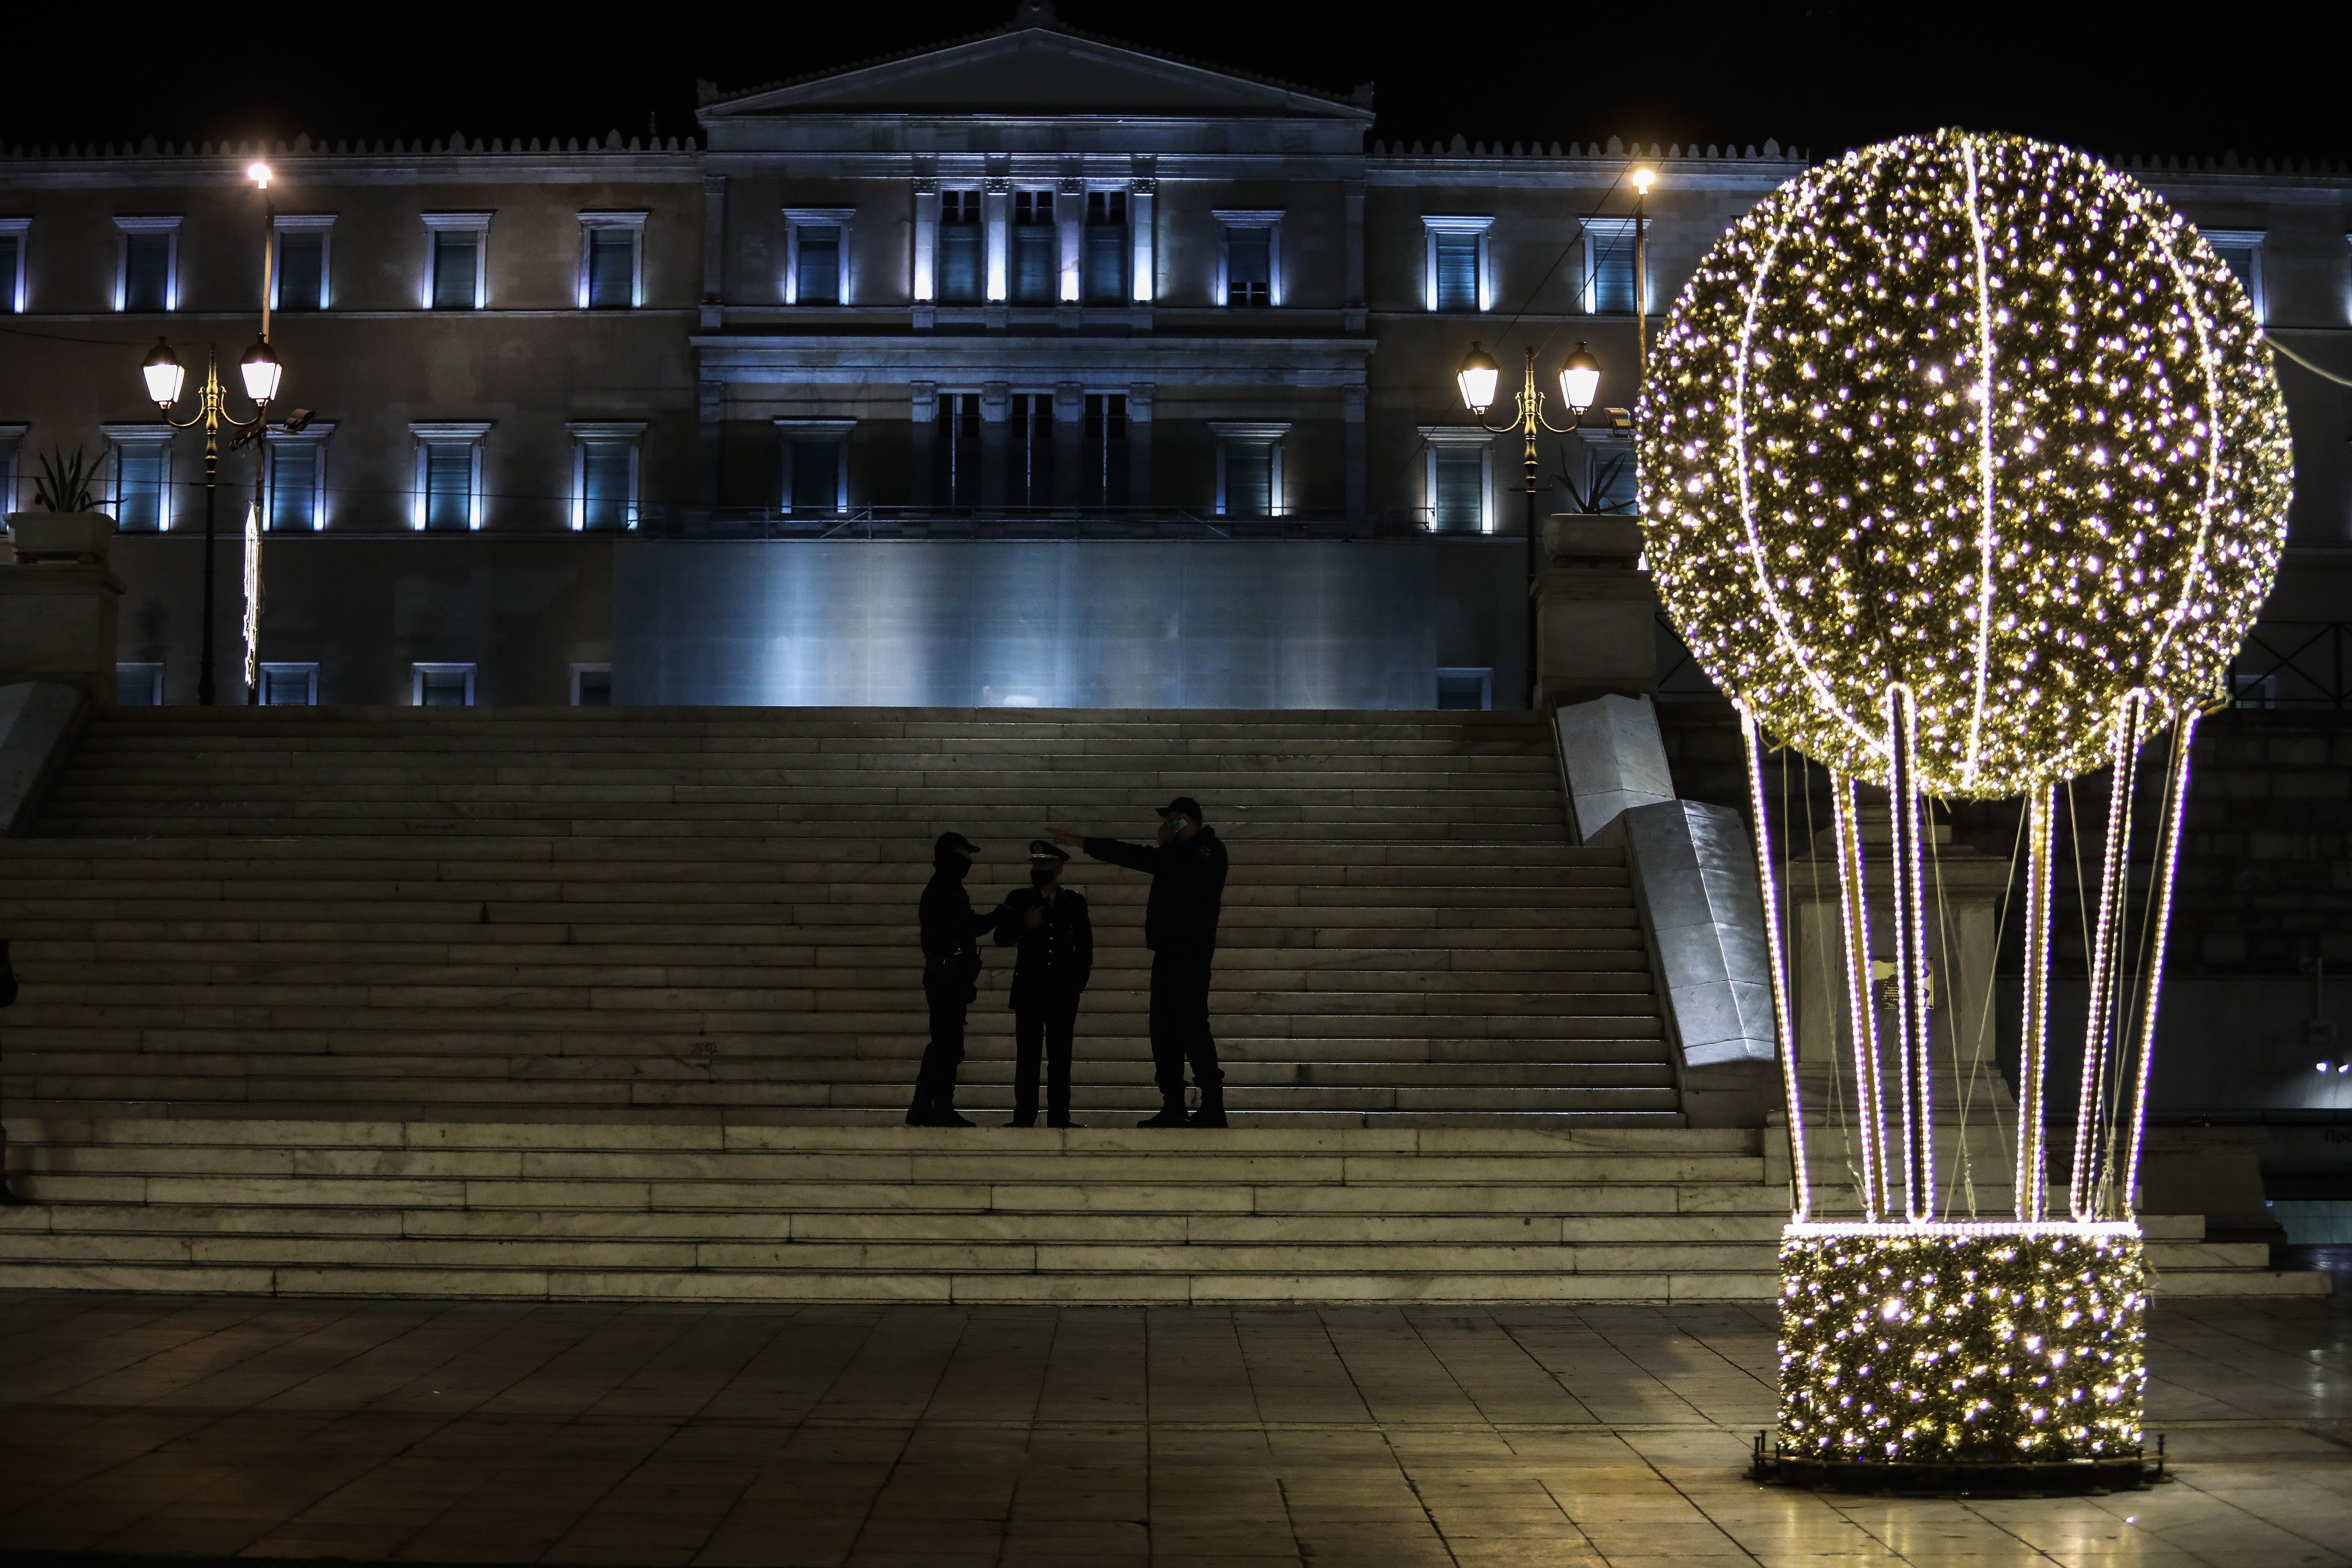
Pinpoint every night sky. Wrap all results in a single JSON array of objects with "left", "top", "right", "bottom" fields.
[{"left": 9, "top": 1, "right": 2346, "bottom": 166}]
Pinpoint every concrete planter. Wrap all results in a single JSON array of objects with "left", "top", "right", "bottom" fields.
[
  {"left": 1542, "top": 512, "right": 1643, "bottom": 567},
  {"left": 5, "top": 511, "right": 115, "bottom": 564}
]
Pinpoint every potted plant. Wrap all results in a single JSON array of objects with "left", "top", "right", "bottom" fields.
[
  {"left": 5, "top": 448, "right": 117, "bottom": 562},
  {"left": 1542, "top": 445, "right": 1643, "bottom": 567}
]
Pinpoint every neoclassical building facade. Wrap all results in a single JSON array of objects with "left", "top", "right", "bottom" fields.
[{"left": 2, "top": 8, "right": 2348, "bottom": 706}]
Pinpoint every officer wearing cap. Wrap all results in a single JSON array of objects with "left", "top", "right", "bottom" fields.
[
  {"left": 1049, "top": 797, "right": 1229, "bottom": 1128},
  {"left": 993, "top": 841, "right": 1094, "bottom": 1128},
  {"left": 910, "top": 831, "right": 1008, "bottom": 1127}
]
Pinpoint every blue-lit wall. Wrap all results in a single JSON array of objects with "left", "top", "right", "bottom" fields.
[{"left": 613, "top": 539, "right": 1507, "bottom": 709}]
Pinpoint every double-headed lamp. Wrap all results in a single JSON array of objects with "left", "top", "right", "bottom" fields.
[
  {"left": 1559, "top": 343, "right": 1602, "bottom": 414},
  {"left": 239, "top": 337, "right": 283, "bottom": 405},
  {"left": 142, "top": 338, "right": 186, "bottom": 408},
  {"left": 1456, "top": 342, "right": 1502, "bottom": 415}
]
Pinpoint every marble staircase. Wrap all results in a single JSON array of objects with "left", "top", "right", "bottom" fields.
[{"left": 1, "top": 707, "right": 1669, "bottom": 1126}]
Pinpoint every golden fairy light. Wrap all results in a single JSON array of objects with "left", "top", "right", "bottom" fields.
[
  {"left": 1640, "top": 129, "right": 2292, "bottom": 1479},
  {"left": 1639, "top": 129, "right": 2290, "bottom": 799}
]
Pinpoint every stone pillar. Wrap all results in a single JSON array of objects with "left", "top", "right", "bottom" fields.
[
  {"left": 1343, "top": 177, "right": 1367, "bottom": 332},
  {"left": 1533, "top": 514, "right": 1656, "bottom": 707},
  {"left": 909, "top": 382, "right": 938, "bottom": 508},
  {"left": 1126, "top": 383, "right": 1154, "bottom": 507},
  {"left": 979, "top": 381, "right": 1011, "bottom": 509},
  {"left": 910, "top": 178, "right": 939, "bottom": 328},
  {"left": 0, "top": 516, "right": 124, "bottom": 706},
  {"left": 1343, "top": 385, "right": 1367, "bottom": 521},
  {"left": 699, "top": 174, "right": 727, "bottom": 331},
  {"left": 1053, "top": 382, "right": 1084, "bottom": 507},
  {"left": 1129, "top": 172, "right": 1155, "bottom": 305}
]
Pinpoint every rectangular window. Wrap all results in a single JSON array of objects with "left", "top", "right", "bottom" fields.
[
  {"left": 1590, "top": 442, "right": 1637, "bottom": 513},
  {"left": 1424, "top": 217, "right": 1493, "bottom": 314},
  {"left": 275, "top": 229, "right": 327, "bottom": 311},
  {"left": 0, "top": 222, "right": 26, "bottom": 313},
  {"left": 1434, "top": 233, "right": 1479, "bottom": 311},
  {"left": 1008, "top": 394, "right": 1054, "bottom": 507},
  {"left": 1083, "top": 191, "right": 1128, "bottom": 304},
  {"left": 1585, "top": 219, "right": 1639, "bottom": 314},
  {"left": 1224, "top": 445, "right": 1272, "bottom": 518},
  {"left": 423, "top": 444, "right": 472, "bottom": 529},
  {"left": 1213, "top": 422, "right": 1287, "bottom": 519},
  {"left": 426, "top": 218, "right": 487, "bottom": 310},
  {"left": 2203, "top": 229, "right": 2265, "bottom": 321},
  {"left": 1431, "top": 447, "right": 1484, "bottom": 531},
  {"left": 414, "top": 664, "right": 474, "bottom": 707},
  {"left": 788, "top": 439, "right": 842, "bottom": 513},
  {"left": 587, "top": 229, "right": 635, "bottom": 308},
  {"left": 111, "top": 440, "right": 169, "bottom": 531},
  {"left": 115, "top": 662, "right": 163, "bottom": 706},
  {"left": 935, "top": 393, "right": 982, "bottom": 507},
  {"left": 260, "top": 663, "right": 318, "bottom": 706},
  {"left": 571, "top": 664, "right": 612, "bottom": 706},
  {"left": 938, "top": 192, "right": 982, "bottom": 304},
  {"left": 123, "top": 232, "right": 172, "bottom": 311},
  {"left": 1081, "top": 393, "right": 1127, "bottom": 507},
  {"left": 580, "top": 444, "right": 635, "bottom": 530},
  {"left": 795, "top": 226, "right": 840, "bottom": 304},
  {"left": 432, "top": 230, "right": 479, "bottom": 308},
  {"left": 1011, "top": 191, "right": 1055, "bottom": 305},
  {"left": 1227, "top": 228, "right": 1272, "bottom": 306},
  {"left": 268, "top": 440, "right": 321, "bottom": 532}
]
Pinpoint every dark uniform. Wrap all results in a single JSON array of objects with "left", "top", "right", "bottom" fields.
[
  {"left": 994, "top": 843, "right": 1094, "bottom": 1128},
  {"left": 910, "top": 833, "right": 1005, "bottom": 1127},
  {"left": 1082, "top": 797, "right": 1229, "bottom": 1127}
]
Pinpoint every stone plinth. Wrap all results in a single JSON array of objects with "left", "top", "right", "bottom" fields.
[
  {"left": 0, "top": 518, "right": 122, "bottom": 706},
  {"left": 1534, "top": 513, "right": 1657, "bottom": 708}
]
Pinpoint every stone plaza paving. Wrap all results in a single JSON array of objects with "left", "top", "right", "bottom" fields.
[{"left": 0, "top": 1290, "right": 2346, "bottom": 1568}]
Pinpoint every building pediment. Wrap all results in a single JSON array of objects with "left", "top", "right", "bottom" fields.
[{"left": 701, "top": 19, "right": 1370, "bottom": 123}]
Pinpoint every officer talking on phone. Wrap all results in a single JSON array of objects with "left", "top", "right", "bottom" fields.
[{"left": 1049, "top": 797, "right": 1228, "bottom": 1128}]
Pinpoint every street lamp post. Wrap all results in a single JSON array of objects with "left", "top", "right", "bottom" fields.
[
  {"left": 1456, "top": 341, "right": 1601, "bottom": 710},
  {"left": 1453, "top": 163, "right": 1656, "bottom": 712},
  {"left": 137, "top": 161, "right": 287, "bottom": 706}
]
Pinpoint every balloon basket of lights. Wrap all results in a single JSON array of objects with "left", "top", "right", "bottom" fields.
[{"left": 1636, "top": 130, "right": 2294, "bottom": 1492}]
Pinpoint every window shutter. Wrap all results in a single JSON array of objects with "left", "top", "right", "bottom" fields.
[
  {"left": 114, "top": 445, "right": 168, "bottom": 531},
  {"left": 268, "top": 444, "right": 319, "bottom": 531},
  {"left": 1434, "top": 232, "right": 1478, "bottom": 312},
  {"left": 432, "top": 232, "right": 478, "bottom": 309},
  {"left": 1431, "top": 448, "right": 1483, "bottom": 530},
  {"left": 588, "top": 230, "right": 634, "bottom": 308},
  {"left": 582, "top": 443, "right": 633, "bottom": 529},
  {"left": 1224, "top": 443, "right": 1273, "bottom": 518},
  {"left": 424, "top": 442, "right": 472, "bottom": 529},
  {"left": 795, "top": 225, "right": 840, "bottom": 304},
  {"left": 124, "top": 233, "right": 171, "bottom": 311},
  {"left": 788, "top": 439, "right": 840, "bottom": 513},
  {"left": 278, "top": 233, "right": 325, "bottom": 311}
]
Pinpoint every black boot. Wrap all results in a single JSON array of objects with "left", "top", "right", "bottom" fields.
[
  {"left": 1188, "top": 1083, "right": 1227, "bottom": 1129},
  {"left": 1136, "top": 1096, "right": 1188, "bottom": 1128},
  {"left": 930, "top": 1092, "right": 975, "bottom": 1129},
  {"left": 904, "top": 1088, "right": 934, "bottom": 1126}
]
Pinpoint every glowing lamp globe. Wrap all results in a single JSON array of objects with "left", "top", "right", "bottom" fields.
[{"left": 1637, "top": 129, "right": 2293, "bottom": 796}]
